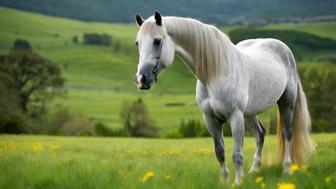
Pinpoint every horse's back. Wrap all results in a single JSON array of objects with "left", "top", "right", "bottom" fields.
[{"left": 237, "top": 38, "right": 295, "bottom": 68}]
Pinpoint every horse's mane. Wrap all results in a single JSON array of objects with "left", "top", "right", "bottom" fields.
[{"left": 163, "top": 17, "right": 236, "bottom": 82}]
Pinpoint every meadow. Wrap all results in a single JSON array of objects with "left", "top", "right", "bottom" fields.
[
  {"left": 0, "top": 134, "right": 335, "bottom": 189},
  {"left": 1, "top": 7, "right": 335, "bottom": 135}
]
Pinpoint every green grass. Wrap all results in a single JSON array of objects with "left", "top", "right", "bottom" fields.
[
  {"left": 0, "top": 7, "right": 335, "bottom": 134},
  {"left": 263, "top": 22, "right": 336, "bottom": 40},
  {"left": 52, "top": 90, "right": 203, "bottom": 134},
  {"left": 0, "top": 134, "right": 335, "bottom": 189}
]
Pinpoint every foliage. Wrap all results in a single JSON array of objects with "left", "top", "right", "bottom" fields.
[
  {"left": 179, "top": 118, "right": 209, "bottom": 138},
  {"left": 0, "top": 39, "right": 65, "bottom": 114},
  {"left": 47, "top": 107, "right": 96, "bottom": 136},
  {"left": 83, "top": 33, "right": 111, "bottom": 46},
  {"left": 120, "top": 98, "right": 158, "bottom": 137},
  {"left": 72, "top": 35, "right": 78, "bottom": 43},
  {"left": 12, "top": 39, "right": 32, "bottom": 51},
  {"left": 94, "top": 121, "right": 126, "bottom": 137},
  {"left": 298, "top": 63, "right": 336, "bottom": 132},
  {"left": 0, "top": 82, "right": 30, "bottom": 133}
]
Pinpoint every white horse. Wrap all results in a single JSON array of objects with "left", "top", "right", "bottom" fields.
[{"left": 134, "top": 12, "right": 315, "bottom": 184}]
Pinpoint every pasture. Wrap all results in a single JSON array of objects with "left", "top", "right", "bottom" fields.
[
  {"left": 1, "top": 7, "right": 335, "bottom": 135},
  {"left": 0, "top": 134, "right": 335, "bottom": 189}
]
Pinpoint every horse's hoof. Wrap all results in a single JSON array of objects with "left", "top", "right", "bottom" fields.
[
  {"left": 234, "top": 177, "right": 243, "bottom": 185},
  {"left": 248, "top": 162, "right": 261, "bottom": 174},
  {"left": 248, "top": 167, "right": 260, "bottom": 174},
  {"left": 220, "top": 175, "right": 230, "bottom": 183},
  {"left": 283, "top": 167, "right": 293, "bottom": 175},
  {"left": 283, "top": 162, "right": 292, "bottom": 174}
]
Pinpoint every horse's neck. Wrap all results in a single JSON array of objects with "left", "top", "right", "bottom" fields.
[{"left": 163, "top": 17, "right": 239, "bottom": 82}]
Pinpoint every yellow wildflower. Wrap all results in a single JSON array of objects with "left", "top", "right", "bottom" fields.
[
  {"left": 278, "top": 183, "right": 296, "bottom": 189},
  {"left": 49, "top": 144, "right": 61, "bottom": 150},
  {"left": 255, "top": 176, "right": 263, "bottom": 184},
  {"left": 290, "top": 164, "right": 299, "bottom": 173},
  {"left": 31, "top": 143, "right": 44, "bottom": 152},
  {"left": 325, "top": 176, "right": 331, "bottom": 183},
  {"left": 140, "top": 171, "right": 155, "bottom": 183},
  {"left": 261, "top": 183, "right": 266, "bottom": 189}
]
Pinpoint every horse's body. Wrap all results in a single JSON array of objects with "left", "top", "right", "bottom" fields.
[{"left": 134, "top": 13, "right": 315, "bottom": 184}]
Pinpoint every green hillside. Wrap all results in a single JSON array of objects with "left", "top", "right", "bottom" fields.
[
  {"left": 1, "top": 7, "right": 335, "bottom": 135},
  {"left": 264, "top": 22, "right": 336, "bottom": 40},
  {"left": 0, "top": 7, "right": 199, "bottom": 133},
  {"left": 0, "top": 0, "right": 335, "bottom": 25}
]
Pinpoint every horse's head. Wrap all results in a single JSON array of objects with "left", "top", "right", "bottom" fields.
[{"left": 134, "top": 11, "right": 175, "bottom": 90}]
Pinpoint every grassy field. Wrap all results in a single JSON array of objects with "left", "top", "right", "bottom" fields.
[
  {"left": 263, "top": 22, "right": 336, "bottom": 40},
  {"left": 0, "top": 134, "right": 335, "bottom": 189},
  {"left": 0, "top": 7, "right": 335, "bottom": 135}
]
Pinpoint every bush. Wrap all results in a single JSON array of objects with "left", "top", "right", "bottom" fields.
[
  {"left": 120, "top": 98, "right": 158, "bottom": 137},
  {"left": 73, "top": 36, "right": 78, "bottom": 43},
  {"left": 179, "top": 118, "right": 209, "bottom": 138},
  {"left": 12, "top": 39, "right": 32, "bottom": 51},
  {"left": 83, "top": 33, "right": 111, "bottom": 46},
  {"left": 164, "top": 129, "right": 183, "bottom": 139},
  {"left": 94, "top": 121, "right": 126, "bottom": 137},
  {"left": 47, "top": 107, "right": 96, "bottom": 136}
]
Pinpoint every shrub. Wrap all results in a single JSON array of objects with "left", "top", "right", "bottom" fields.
[
  {"left": 179, "top": 118, "right": 209, "bottom": 138},
  {"left": 94, "top": 121, "right": 127, "bottom": 137},
  {"left": 73, "top": 36, "right": 78, "bottom": 43},
  {"left": 120, "top": 98, "right": 158, "bottom": 137},
  {"left": 48, "top": 107, "right": 96, "bottom": 136},
  {"left": 164, "top": 129, "right": 183, "bottom": 139},
  {"left": 12, "top": 39, "right": 32, "bottom": 51},
  {"left": 83, "top": 33, "right": 111, "bottom": 46}
]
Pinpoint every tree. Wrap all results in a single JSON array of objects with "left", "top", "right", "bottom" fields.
[
  {"left": 120, "top": 98, "right": 158, "bottom": 137},
  {"left": 0, "top": 39, "right": 64, "bottom": 114}
]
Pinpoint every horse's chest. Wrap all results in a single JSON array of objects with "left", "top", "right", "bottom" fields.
[
  {"left": 196, "top": 78, "right": 247, "bottom": 119},
  {"left": 199, "top": 92, "right": 240, "bottom": 120}
]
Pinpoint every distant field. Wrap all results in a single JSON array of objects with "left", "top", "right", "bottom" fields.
[
  {"left": 264, "top": 22, "right": 336, "bottom": 39},
  {"left": 0, "top": 134, "right": 335, "bottom": 189},
  {"left": 0, "top": 7, "right": 335, "bottom": 134}
]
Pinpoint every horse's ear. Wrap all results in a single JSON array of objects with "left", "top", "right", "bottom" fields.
[
  {"left": 154, "top": 11, "right": 162, "bottom": 26},
  {"left": 135, "top": 14, "right": 144, "bottom": 27}
]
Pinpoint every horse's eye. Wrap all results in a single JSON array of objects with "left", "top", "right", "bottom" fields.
[
  {"left": 153, "top": 38, "right": 161, "bottom": 46},
  {"left": 135, "top": 41, "right": 138, "bottom": 46}
]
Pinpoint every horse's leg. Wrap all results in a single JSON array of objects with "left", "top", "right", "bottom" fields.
[
  {"left": 277, "top": 85, "right": 297, "bottom": 173},
  {"left": 204, "top": 114, "right": 229, "bottom": 181},
  {"left": 248, "top": 116, "right": 265, "bottom": 173},
  {"left": 229, "top": 110, "right": 245, "bottom": 184}
]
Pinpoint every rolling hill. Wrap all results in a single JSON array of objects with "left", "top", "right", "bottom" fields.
[
  {"left": 0, "top": 0, "right": 335, "bottom": 25},
  {"left": 0, "top": 7, "right": 335, "bottom": 134}
]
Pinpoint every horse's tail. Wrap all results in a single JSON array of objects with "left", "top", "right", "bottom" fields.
[{"left": 277, "top": 80, "right": 316, "bottom": 165}]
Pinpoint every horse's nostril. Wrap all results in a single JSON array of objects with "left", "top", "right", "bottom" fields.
[{"left": 141, "top": 75, "right": 146, "bottom": 83}]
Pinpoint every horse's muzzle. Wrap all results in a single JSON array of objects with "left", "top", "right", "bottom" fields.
[{"left": 134, "top": 74, "right": 152, "bottom": 90}]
